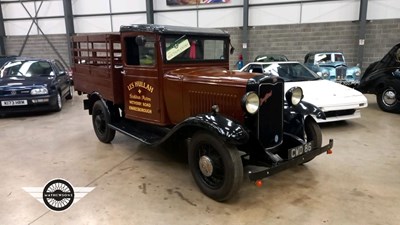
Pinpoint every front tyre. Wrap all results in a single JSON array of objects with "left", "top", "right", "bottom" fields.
[
  {"left": 92, "top": 100, "right": 116, "bottom": 143},
  {"left": 188, "top": 131, "right": 243, "bottom": 202},
  {"left": 302, "top": 117, "right": 322, "bottom": 164},
  {"left": 377, "top": 80, "right": 400, "bottom": 113}
]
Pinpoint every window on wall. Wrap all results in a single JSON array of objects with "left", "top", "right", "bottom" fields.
[{"left": 124, "top": 35, "right": 155, "bottom": 66}]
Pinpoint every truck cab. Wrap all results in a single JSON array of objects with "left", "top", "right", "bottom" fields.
[{"left": 72, "top": 24, "right": 333, "bottom": 201}]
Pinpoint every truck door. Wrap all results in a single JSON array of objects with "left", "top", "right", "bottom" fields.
[{"left": 121, "top": 34, "right": 162, "bottom": 124}]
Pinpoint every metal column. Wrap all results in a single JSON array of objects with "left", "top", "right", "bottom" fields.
[
  {"left": 242, "top": 0, "right": 249, "bottom": 64},
  {"left": 0, "top": 2, "right": 6, "bottom": 55},
  {"left": 357, "top": 0, "right": 368, "bottom": 70},
  {"left": 146, "top": 0, "right": 154, "bottom": 24},
  {"left": 63, "top": 0, "right": 75, "bottom": 66}
]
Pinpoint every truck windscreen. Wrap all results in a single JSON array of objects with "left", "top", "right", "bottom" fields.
[{"left": 164, "top": 35, "right": 227, "bottom": 63}]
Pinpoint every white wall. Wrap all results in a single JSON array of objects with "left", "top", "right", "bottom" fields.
[
  {"left": 1, "top": 0, "right": 66, "bottom": 35},
  {"left": 367, "top": 0, "right": 400, "bottom": 20},
  {"left": 1, "top": 0, "right": 400, "bottom": 35}
]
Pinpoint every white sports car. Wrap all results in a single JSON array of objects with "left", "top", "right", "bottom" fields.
[{"left": 240, "top": 61, "right": 368, "bottom": 123}]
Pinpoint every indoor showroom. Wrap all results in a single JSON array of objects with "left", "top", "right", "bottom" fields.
[{"left": 0, "top": 0, "right": 399, "bottom": 224}]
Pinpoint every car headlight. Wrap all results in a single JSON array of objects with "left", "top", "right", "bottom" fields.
[
  {"left": 241, "top": 92, "right": 259, "bottom": 114},
  {"left": 321, "top": 70, "right": 329, "bottom": 78},
  {"left": 31, "top": 88, "right": 48, "bottom": 95},
  {"left": 285, "top": 87, "right": 303, "bottom": 106}
]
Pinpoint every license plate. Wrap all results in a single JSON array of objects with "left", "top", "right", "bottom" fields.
[
  {"left": 1, "top": 100, "right": 28, "bottom": 106},
  {"left": 288, "top": 141, "right": 313, "bottom": 159}
]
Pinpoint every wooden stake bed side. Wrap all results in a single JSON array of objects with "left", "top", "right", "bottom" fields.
[{"left": 72, "top": 34, "right": 124, "bottom": 104}]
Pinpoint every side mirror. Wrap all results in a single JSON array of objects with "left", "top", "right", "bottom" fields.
[
  {"left": 136, "top": 35, "right": 146, "bottom": 46},
  {"left": 230, "top": 46, "right": 235, "bottom": 55}
]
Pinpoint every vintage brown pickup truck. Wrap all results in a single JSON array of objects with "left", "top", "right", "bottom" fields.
[{"left": 72, "top": 24, "right": 333, "bottom": 201}]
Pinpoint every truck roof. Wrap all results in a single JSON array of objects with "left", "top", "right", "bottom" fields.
[{"left": 120, "top": 24, "right": 229, "bottom": 37}]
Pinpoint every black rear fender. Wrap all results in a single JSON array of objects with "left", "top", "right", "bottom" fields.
[
  {"left": 84, "top": 92, "right": 103, "bottom": 115},
  {"left": 84, "top": 93, "right": 120, "bottom": 122}
]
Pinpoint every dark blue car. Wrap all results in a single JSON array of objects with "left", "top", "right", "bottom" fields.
[{"left": 0, "top": 58, "right": 73, "bottom": 115}]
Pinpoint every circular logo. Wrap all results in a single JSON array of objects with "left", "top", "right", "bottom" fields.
[
  {"left": 42, "top": 179, "right": 75, "bottom": 211},
  {"left": 10, "top": 90, "right": 17, "bottom": 95}
]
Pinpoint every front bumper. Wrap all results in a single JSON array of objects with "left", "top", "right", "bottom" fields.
[
  {"left": 337, "top": 80, "right": 360, "bottom": 87},
  {"left": 247, "top": 139, "right": 333, "bottom": 181},
  {"left": 0, "top": 94, "right": 58, "bottom": 114}
]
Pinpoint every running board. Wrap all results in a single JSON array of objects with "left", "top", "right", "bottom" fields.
[{"left": 108, "top": 119, "right": 170, "bottom": 145}]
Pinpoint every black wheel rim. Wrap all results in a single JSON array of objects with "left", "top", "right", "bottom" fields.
[
  {"left": 195, "top": 143, "right": 225, "bottom": 189},
  {"left": 94, "top": 111, "right": 106, "bottom": 135}
]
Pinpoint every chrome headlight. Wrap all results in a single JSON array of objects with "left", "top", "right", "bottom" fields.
[
  {"left": 241, "top": 92, "right": 259, "bottom": 114},
  {"left": 30, "top": 88, "right": 48, "bottom": 95},
  {"left": 321, "top": 70, "right": 329, "bottom": 78},
  {"left": 355, "top": 69, "right": 361, "bottom": 76},
  {"left": 285, "top": 87, "right": 303, "bottom": 106}
]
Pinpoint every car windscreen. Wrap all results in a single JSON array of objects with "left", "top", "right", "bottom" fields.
[
  {"left": 262, "top": 63, "right": 320, "bottom": 82},
  {"left": 163, "top": 35, "right": 228, "bottom": 63},
  {"left": 0, "top": 60, "right": 54, "bottom": 78}
]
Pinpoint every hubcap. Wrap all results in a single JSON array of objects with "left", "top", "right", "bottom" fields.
[
  {"left": 382, "top": 89, "right": 396, "bottom": 106},
  {"left": 57, "top": 94, "right": 62, "bottom": 109},
  {"left": 199, "top": 155, "right": 213, "bottom": 177}
]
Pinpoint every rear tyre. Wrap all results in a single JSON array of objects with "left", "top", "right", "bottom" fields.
[
  {"left": 92, "top": 100, "right": 116, "bottom": 143},
  {"left": 188, "top": 131, "right": 243, "bottom": 202},
  {"left": 377, "top": 80, "right": 400, "bottom": 113},
  {"left": 302, "top": 117, "right": 322, "bottom": 164},
  {"left": 54, "top": 92, "right": 62, "bottom": 112},
  {"left": 66, "top": 85, "right": 73, "bottom": 100}
]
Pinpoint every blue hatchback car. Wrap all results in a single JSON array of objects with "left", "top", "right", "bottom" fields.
[
  {"left": 304, "top": 51, "right": 361, "bottom": 86},
  {"left": 0, "top": 58, "right": 73, "bottom": 115}
]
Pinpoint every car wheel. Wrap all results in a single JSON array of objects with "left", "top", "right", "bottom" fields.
[
  {"left": 301, "top": 117, "right": 322, "bottom": 164},
  {"left": 92, "top": 100, "right": 116, "bottom": 143},
  {"left": 377, "top": 80, "right": 400, "bottom": 113},
  {"left": 54, "top": 92, "right": 62, "bottom": 112},
  {"left": 66, "top": 85, "right": 73, "bottom": 100},
  {"left": 188, "top": 131, "right": 243, "bottom": 202}
]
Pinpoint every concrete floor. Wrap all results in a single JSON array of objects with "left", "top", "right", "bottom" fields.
[{"left": 0, "top": 93, "right": 399, "bottom": 225}]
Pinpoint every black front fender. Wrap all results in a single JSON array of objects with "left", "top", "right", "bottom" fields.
[
  {"left": 283, "top": 101, "right": 325, "bottom": 138},
  {"left": 284, "top": 100, "right": 325, "bottom": 121},
  {"left": 175, "top": 113, "right": 249, "bottom": 145}
]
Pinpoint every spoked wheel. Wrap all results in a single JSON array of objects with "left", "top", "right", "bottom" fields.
[
  {"left": 188, "top": 131, "right": 243, "bottom": 202},
  {"left": 92, "top": 100, "right": 116, "bottom": 143},
  {"left": 377, "top": 80, "right": 400, "bottom": 113},
  {"left": 302, "top": 117, "right": 322, "bottom": 164}
]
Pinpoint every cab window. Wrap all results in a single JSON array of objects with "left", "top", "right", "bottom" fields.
[{"left": 124, "top": 35, "right": 155, "bottom": 66}]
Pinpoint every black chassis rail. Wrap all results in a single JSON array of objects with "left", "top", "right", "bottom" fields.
[{"left": 247, "top": 139, "right": 333, "bottom": 181}]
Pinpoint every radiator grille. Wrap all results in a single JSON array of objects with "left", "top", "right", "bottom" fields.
[
  {"left": 258, "top": 82, "right": 284, "bottom": 149},
  {"left": 336, "top": 66, "right": 347, "bottom": 81},
  {"left": 188, "top": 91, "right": 238, "bottom": 115}
]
